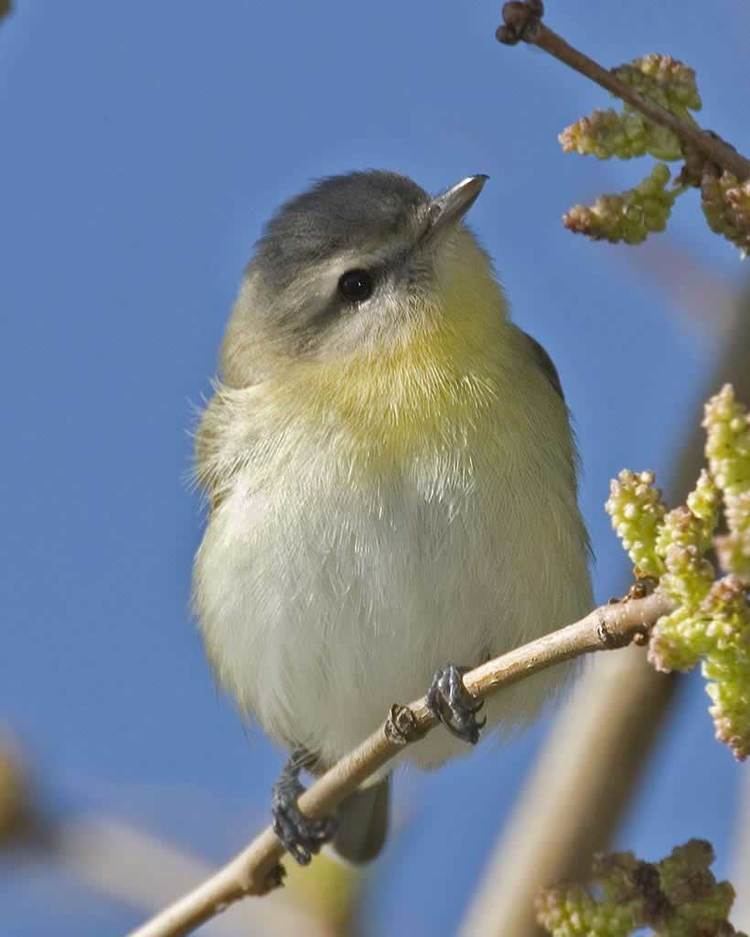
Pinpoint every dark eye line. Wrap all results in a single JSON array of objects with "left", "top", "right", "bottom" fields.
[
  {"left": 290, "top": 267, "right": 377, "bottom": 344},
  {"left": 289, "top": 250, "right": 417, "bottom": 350}
]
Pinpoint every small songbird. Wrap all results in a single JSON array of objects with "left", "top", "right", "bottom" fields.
[{"left": 192, "top": 171, "right": 592, "bottom": 865}]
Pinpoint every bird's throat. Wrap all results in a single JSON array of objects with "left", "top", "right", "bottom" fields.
[{"left": 283, "top": 303, "right": 508, "bottom": 465}]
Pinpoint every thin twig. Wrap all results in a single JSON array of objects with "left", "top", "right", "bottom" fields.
[
  {"left": 58, "top": 816, "right": 329, "bottom": 937},
  {"left": 127, "top": 590, "right": 673, "bottom": 937},
  {"left": 497, "top": 1, "right": 750, "bottom": 182}
]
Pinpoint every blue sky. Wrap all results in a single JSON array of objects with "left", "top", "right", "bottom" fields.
[{"left": 1, "top": 1, "right": 749, "bottom": 934}]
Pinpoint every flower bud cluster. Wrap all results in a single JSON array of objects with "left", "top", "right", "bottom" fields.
[
  {"left": 605, "top": 386, "right": 750, "bottom": 759},
  {"left": 615, "top": 54, "right": 701, "bottom": 118},
  {"left": 555, "top": 52, "right": 750, "bottom": 249},
  {"left": 605, "top": 469, "right": 666, "bottom": 577},
  {"left": 701, "top": 171, "right": 750, "bottom": 257},
  {"left": 536, "top": 884, "right": 634, "bottom": 937},
  {"left": 701, "top": 577, "right": 750, "bottom": 760},
  {"left": 559, "top": 108, "right": 679, "bottom": 161},
  {"left": 564, "top": 164, "right": 677, "bottom": 244},
  {"left": 537, "top": 840, "right": 746, "bottom": 937},
  {"left": 704, "top": 385, "right": 750, "bottom": 581},
  {"left": 560, "top": 55, "right": 700, "bottom": 164}
]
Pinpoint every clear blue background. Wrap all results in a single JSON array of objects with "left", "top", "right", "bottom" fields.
[{"left": 1, "top": 1, "right": 749, "bottom": 934}]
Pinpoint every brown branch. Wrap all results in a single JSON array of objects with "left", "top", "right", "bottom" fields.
[
  {"left": 731, "top": 765, "right": 750, "bottom": 931},
  {"left": 0, "top": 733, "right": 41, "bottom": 847},
  {"left": 497, "top": 1, "right": 750, "bottom": 182},
  {"left": 58, "top": 816, "right": 330, "bottom": 937},
  {"left": 127, "top": 590, "right": 673, "bottom": 937}
]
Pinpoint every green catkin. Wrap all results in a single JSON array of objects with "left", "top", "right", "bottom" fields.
[
  {"left": 538, "top": 840, "right": 746, "bottom": 937},
  {"left": 605, "top": 386, "right": 750, "bottom": 760},
  {"left": 563, "top": 164, "right": 679, "bottom": 245}
]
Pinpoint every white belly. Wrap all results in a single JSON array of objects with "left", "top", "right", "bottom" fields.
[{"left": 194, "top": 429, "right": 592, "bottom": 769}]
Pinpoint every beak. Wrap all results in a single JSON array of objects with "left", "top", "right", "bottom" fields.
[{"left": 425, "top": 174, "right": 488, "bottom": 239}]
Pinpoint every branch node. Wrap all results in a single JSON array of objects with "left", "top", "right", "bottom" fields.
[
  {"left": 597, "top": 616, "right": 634, "bottom": 649},
  {"left": 600, "top": 581, "right": 659, "bottom": 647},
  {"left": 263, "top": 863, "right": 286, "bottom": 892},
  {"left": 677, "top": 132, "right": 729, "bottom": 188},
  {"left": 496, "top": 0, "right": 544, "bottom": 46},
  {"left": 385, "top": 703, "right": 424, "bottom": 745},
  {"left": 627, "top": 577, "right": 659, "bottom": 601}
]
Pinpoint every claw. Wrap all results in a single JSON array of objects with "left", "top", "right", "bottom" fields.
[
  {"left": 271, "top": 750, "right": 337, "bottom": 865},
  {"left": 427, "top": 664, "right": 486, "bottom": 744}
]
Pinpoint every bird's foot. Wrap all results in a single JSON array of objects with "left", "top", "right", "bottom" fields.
[
  {"left": 271, "top": 750, "right": 337, "bottom": 865},
  {"left": 427, "top": 664, "right": 486, "bottom": 744}
]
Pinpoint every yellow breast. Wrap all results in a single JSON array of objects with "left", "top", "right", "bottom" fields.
[{"left": 278, "top": 283, "right": 512, "bottom": 467}]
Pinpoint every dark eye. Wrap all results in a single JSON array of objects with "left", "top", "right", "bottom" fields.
[{"left": 338, "top": 269, "right": 374, "bottom": 303}]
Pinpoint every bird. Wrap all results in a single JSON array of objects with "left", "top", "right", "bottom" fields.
[{"left": 192, "top": 170, "right": 592, "bottom": 866}]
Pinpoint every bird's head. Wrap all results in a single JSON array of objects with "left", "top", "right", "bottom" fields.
[{"left": 221, "top": 171, "right": 505, "bottom": 386}]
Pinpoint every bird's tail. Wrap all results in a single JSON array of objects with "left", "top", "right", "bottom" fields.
[{"left": 333, "top": 776, "right": 390, "bottom": 864}]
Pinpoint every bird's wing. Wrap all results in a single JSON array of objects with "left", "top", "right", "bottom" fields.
[{"left": 521, "top": 330, "right": 565, "bottom": 402}]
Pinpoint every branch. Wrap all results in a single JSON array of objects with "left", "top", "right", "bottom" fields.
[
  {"left": 127, "top": 590, "right": 673, "bottom": 937},
  {"left": 0, "top": 732, "right": 41, "bottom": 847},
  {"left": 58, "top": 816, "right": 331, "bottom": 937},
  {"left": 497, "top": 1, "right": 750, "bottom": 182},
  {"left": 731, "top": 764, "right": 750, "bottom": 932}
]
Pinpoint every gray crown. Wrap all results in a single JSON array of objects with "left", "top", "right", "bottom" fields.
[{"left": 254, "top": 171, "right": 429, "bottom": 289}]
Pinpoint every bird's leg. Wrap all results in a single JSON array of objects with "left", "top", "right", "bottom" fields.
[
  {"left": 271, "top": 749, "right": 337, "bottom": 865},
  {"left": 427, "top": 664, "right": 486, "bottom": 744}
]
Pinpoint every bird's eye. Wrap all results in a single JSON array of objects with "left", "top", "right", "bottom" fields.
[{"left": 338, "top": 269, "right": 374, "bottom": 303}]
